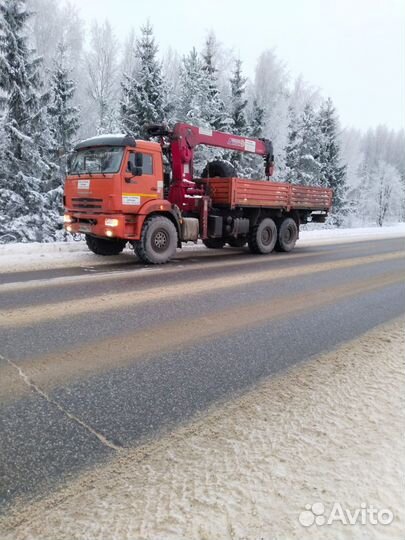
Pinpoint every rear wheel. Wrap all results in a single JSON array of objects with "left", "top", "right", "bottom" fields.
[
  {"left": 203, "top": 238, "right": 225, "bottom": 249},
  {"left": 227, "top": 237, "right": 247, "bottom": 248},
  {"left": 135, "top": 215, "right": 177, "bottom": 264},
  {"left": 85, "top": 234, "right": 126, "bottom": 256},
  {"left": 248, "top": 218, "right": 277, "bottom": 254},
  {"left": 275, "top": 217, "right": 298, "bottom": 252}
]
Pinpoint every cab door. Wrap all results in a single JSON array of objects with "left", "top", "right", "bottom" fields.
[{"left": 122, "top": 149, "right": 163, "bottom": 209}]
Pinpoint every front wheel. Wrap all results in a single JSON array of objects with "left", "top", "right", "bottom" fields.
[
  {"left": 135, "top": 215, "right": 178, "bottom": 264},
  {"left": 85, "top": 235, "right": 126, "bottom": 256},
  {"left": 248, "top": 218, "right": 277, "bottom": 254}
]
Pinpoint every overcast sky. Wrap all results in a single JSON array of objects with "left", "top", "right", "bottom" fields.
[{"left": 70, "top": 0, "right": 404, "bottom": 131}]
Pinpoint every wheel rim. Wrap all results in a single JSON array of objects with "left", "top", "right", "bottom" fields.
[
  {"left": 283, "top": 223, "right": 295, "bottom": 244},
  {"left": 261, "top": 226, "right": 274, "bottom": 246},
  {"left": 284, "top": 225, "right": 293, "bottom": 243},
  {"left": 152, "top": 229, "right": 168, "bottom": 252}
]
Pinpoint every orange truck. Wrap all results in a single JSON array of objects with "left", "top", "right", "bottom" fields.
[{"left": 64, "top": 123, "right": 332, "bottom": 264}]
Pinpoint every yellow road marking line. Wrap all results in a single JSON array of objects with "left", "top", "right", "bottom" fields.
[
  {"left": 0, "top": 245, "right": 364, "bottom": 294},
  {"left": 0, "top": 246, "right": 398, "bottom": 296},
  {"left": 0, "top": 251, "right": 403, "bottom": 329},
  {"left": 1, "top": 270, "right": 403, "bottom": 402}
]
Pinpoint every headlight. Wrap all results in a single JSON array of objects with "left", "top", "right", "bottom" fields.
[
  {"left": 105, "top": 218, "right": 119, "bottom": 227},
  {"left": 64, "top": 214, "right": 73, "bottom": 223}
]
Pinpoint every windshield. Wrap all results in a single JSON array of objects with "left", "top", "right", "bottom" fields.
[{"left": 69, "top": 146, "right": 124, "bottom": 174}]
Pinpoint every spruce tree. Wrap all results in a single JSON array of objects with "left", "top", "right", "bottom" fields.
[
  {"left": 86, "top": 21, "right": 119, "bottom": 134},
  {"left": 120, "top": 21, "right": 167, "bottom": 139},
  {"left": 240, "top": 98, "right": 266, "bottom": 179},
  {"left": 45, "top": 40, "right": 80, "bottom": 239},
  {"left": 229, "top": 58, "right": 248, "bottom": 171},
  {"left": 178, "top": 47, "right": 222, "bottom": 174},
  {"left": 48, "top": 41, "right": 80, "bottom": 176},
  {"left": 318, "top": 98, "right": 347, "bottom": 221},
  {"left": 178, "top": 47, "right": 209, "bottom": 126},
  {"left": 201, "top": 32, "right": 229, "bottom": 131},
  {"left": 249, "top": 99, "right": 265, "bottom": 138},
  {"left": 296, "top": 103, "right": 322, "bottom": 186},
  {"left": 284, "top": 105, "right": 301, "bottom": 183},
  {"left": 229, "top": 58, "right": 248, "bottom": 135},
  {"left": 0, "top": 0, "right": 53, "bottom": 242}
]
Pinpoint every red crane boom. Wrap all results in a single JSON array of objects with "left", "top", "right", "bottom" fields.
[{"left": 147, "top": 122, "right": 274, "bottom": 210}]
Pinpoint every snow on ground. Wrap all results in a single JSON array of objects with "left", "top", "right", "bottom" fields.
[
  {"left": 2, "top": 317, "right": 404, "bottom": 540},
  {"left": 299, "top": 223, "right": 405, "bottom": 245},
  {"left": 0, "top": 224, "right": 403, "bottom": 274}
]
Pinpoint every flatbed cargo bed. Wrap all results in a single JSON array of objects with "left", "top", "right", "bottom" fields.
[{"left": 205, "top": 177, "right": 333, "bottom": 211}]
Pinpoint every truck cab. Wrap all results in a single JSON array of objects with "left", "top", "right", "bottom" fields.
[{"left": 64, "top": 134, "right": 176, "bottom": 250}]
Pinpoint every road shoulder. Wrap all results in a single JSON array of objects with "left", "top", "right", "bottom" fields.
[{"left": 2, "top": 316, "right": 404, "bottom": 539}]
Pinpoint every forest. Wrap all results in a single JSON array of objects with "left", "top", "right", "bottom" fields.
[{"left": 0, "top": 0, "right": 404, "bottom": 242}]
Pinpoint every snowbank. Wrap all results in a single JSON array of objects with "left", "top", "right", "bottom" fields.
[
  {"left": 299, "top": 223, "right": 405, "bottom": 245},
  {"left": 2, "top": 318, "right": 404, "bottom": 539},
  {"left": 0, "top": 224, "right": 403, "bottom": 274}
]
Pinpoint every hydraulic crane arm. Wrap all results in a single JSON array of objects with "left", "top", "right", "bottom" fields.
[{"left": 146, "top": 122, "right": 275, "bottom": 181}]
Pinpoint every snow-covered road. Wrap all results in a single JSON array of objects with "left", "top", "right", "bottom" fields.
[
  {"left": 2, "top": 318, "right": 404, "bottom": 540},
  {"left": 0, "top": 224, "right": 404, "bottom": 274}
]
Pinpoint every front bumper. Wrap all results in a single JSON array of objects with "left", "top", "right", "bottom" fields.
[{"left": 64, "top": 212, "right": 140, "bottom": 240}]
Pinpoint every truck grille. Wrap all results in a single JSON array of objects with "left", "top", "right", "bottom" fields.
[{"left": 71, "top": 197, "right": 103, "bottom": 210}]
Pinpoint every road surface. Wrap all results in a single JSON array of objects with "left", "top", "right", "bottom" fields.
[{"left": 0, "top": 236, "right": 404, "bottom": 514}]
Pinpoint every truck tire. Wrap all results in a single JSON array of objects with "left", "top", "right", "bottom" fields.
[
  {"left": 248, "top": 218, "right": 277, "bottom": 254},
  {"left": 275, "top": 217, "right": 298, "bottom": 252},
  {"left": 201, "top": 160, "right": 236, "bottom": 178},
  {"left": 85, "top": 234, "right": 126, "bottom": 256},
  {"left": 203, "top": 238, "right": 225, "bottom": 249},
  {"left": 135, "top": 215, "right": 177, "bottom": 264},
  {"left": 227, "top": 238, "right": 247, "bottom": 248}
]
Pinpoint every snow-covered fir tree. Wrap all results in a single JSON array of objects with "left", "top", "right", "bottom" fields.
[
  {"left": 45, "top": 40, "right": 80, "bottom": 239},
  {"left": 162, "top": 47, "right": 181, "bottom": 126},
  {"left": 85, "top": 20, "right": 119, "bottom": 134},
  {"left": 284, "top": 105, "right": 301, "bottom": 183},
  {"left": 241, "top": 97, "right": 267, "bottom": 179},
  {"left": 228, "top": 58, "right": 249, "bottom": 171},
  {"left": 178, "top": 47, "right": 209, "bottom": 126},
  {"left": 229, "top": 58, "right": 248, "bottom": 135},
  {"left": 249, "top": 99, "right": 265, "bottom": 138},
  {"left": 254, "top": 49, "right": 289, "bottom": 175},
  {"left": 177, "top": 47, "right": 224, "bottom": 174},
  {"left": 201, "top": 32, "right": 230, "bottom": 132},
  {"left": 0, "top": 0, "right": 55, "bottom": 242},
  {"left": 48, "top": 41, "right": 80, "bottom": 167},
  {"left": 120, "top": 21, "right": 167, "bottom": 139},
  {"left": 318, "top": 98, "right": 347, "bottom": 222},
  {"left": 294, "top": 103, "right": 322, "bottom": 186}
]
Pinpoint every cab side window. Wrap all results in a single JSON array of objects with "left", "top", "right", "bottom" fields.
[
  {"left": 142, "top": 154, "right": 153, "bottom": 175},
  {"left": 128, "top": 153, "right": 153, "bottom": 175}
]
